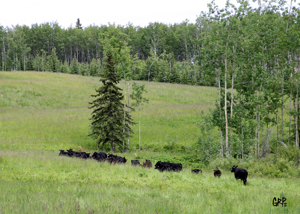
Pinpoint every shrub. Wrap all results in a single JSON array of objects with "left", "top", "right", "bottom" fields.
[
  {"left": 208, "top": 156, "right": 240, "bottom": 171},
  {"left": 277, "top": 145, "right": 300, "bottom": 162}
]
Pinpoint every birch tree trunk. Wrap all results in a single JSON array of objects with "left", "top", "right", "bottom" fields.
[
  {"left": 296, "top": 80, "right": 299, "bottom": 147},
  {"left": 276, "top": 109, "right": 279, "bottom": 151},
  {"left": 241, "top": 119, "right": 244, "bottom": 159},
  {"left": 225, "top": 57, "right": 228, "bottom": 157},
  {"left": 296, "top": 57, "right": 299, "bottom": 147},
  {"left": 230, "top": 71, "right": 234, "bottom": 155},
  {"left": 281, "top": 69, "right": 284, "bottom": 143},
  {"left": 257, "top": 84, "right": 262, "bottom": 156},
  {"left": 2, "top": 36, "right": 4, "bottom": 71},
  {"left": 289, "top": 72, "right": 293, "bottom": 143},
  {"left": 23, "top": 55, "right": 26, "bottom": 71},
  {"left": 218, "top": 68, "right": 223, "bottom": 156},
  {"left": 139, "top": 107, "right": 141, "bottom": 150},
  {"left": 255, "top": 113, "right": 258, "bottom": 157},
  {"left": 127, "top": 81, "right": 130, "bottom": 147},
  {"left": 123, "top": 79, "right": 126, "bottom": 148}
]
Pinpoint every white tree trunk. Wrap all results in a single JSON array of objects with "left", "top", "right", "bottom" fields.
[
  {"left": 281, "top": 70, "right": 284, "bottom": 143},
  {"left": 276, "top": 109, "right": 279, "bottom": 151},
  {"left": 289, "top": 72, "right": 293, "bottom": 143},
  {"left": 123, "top": 79, "right": 127, "bottom": 148},
  {"left": 218, "top": 68, "right": 223, "bottom": 156},
  {"left": 225, "top": 58, "right": 228, "bottom": 157},
  {"left": 230, "top": 73, "right": 234, "bottom": 154},
  {"left": 2, "top": 36, "right": 5, "bottom": 71},
  {"left": 127, "top": 81, "right": 130, "bottom": 147},
  {"left": 139, "top": 109, "right": 141, "bottom": 150},
  {"left": 296, "top": 78, "right": 299, "bottom": 147}
]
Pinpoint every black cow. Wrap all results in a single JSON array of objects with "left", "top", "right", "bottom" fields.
[
  {"left": 214, "top": 170, "right": 222, "bottom": 178},
  {"left": 131, "top": 160, "right": 141, "bottom": 166},
  {"left": 155, "top": 161, "right": 182, "bottom": 172},
  {"left": 169, "top": 163, "right": 182, "bottom": 171},
  {"left": 116, "top": 156, "right": 127, "bottom": 164},
  {"left": 231, "top": 166, "right": 248, "bottom": 185},
  {"left": 80, "top": 152, "right": 90, "bottom": 159},
  {"left": 107, "top": 154, "right": 127, "bottom": 164},
  {"left": 143, "top": 160, "right": 152, "bottom": 168},
  {"left": 91, "top": 152, "right": 107, "bottom": 161},
  {"left": 59, "top": 150, "right": 68, "bottom": 156},
  {"left": 191, "top": 169, "right": 202, "bottom": 174},
  {"left": 66, "top": 149, "right": 76, "bottom": 157}
]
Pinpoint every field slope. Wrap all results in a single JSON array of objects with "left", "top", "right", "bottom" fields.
[
  {"left": 0, "top": 71, "right": 216, "bottom": 151},
  {"left": 0, "top": 71, "right": 299, "bottom": 213}
]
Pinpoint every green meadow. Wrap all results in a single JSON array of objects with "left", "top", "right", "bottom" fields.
[
  {"left": 0, "top": 71, "right": 299, "bottom": 213},
  {"left": 0, "top": 71, "right": 215, "bottom": 151}
]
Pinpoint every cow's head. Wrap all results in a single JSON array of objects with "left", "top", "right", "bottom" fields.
[
  {"left": 231, "top": 166, "right": 238, "bottom": 172},
  {"left": 155, "top": 161, "right": 161, "bottom": 169}
]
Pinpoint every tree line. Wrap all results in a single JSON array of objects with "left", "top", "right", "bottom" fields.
[{"left": 1, "top": 0, "right": 300, "bottom": 157}]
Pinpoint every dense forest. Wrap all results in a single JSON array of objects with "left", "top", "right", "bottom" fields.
[{"left": 1, "top": 0, "right": 300, "bottom": 158}]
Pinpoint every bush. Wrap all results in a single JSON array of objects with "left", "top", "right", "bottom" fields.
[
  {"left": 208, "top": 156, "right": 241, "bottom": 171},
  {"left": 277, "top": 145, "right": 300, "bottom": 163}
]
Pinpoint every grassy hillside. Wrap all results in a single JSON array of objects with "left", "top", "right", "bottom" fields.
[
  {"left": 1, "top": 71, "right": 299, "bottom": 213},
  {"left": 0, "top": 71, "right": 216, "bottom": 151}
]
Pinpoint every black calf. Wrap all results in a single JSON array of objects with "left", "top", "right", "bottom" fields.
[
  {"left": 131, "top": 160, "right": 141, "bottom": 166},
  {"left": 191, "top": 169, "right": 202, "bottom": 174},
  {"left": 231, "top": 166, "right": 248, "bottom": 185},
  {"left": 214, "top": 170, "right": 222, "bottom": 178},
  {"left": 143, "top": 160, "right": 152, "bottom": 168}
]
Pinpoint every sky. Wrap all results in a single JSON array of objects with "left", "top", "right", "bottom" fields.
[{"left": 0, "top": 0, "right": 260, "bottom": 29}]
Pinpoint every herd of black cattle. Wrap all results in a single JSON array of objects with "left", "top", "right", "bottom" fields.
[{"left": 59, "top": 149, "right": 249, "bottom": 185}]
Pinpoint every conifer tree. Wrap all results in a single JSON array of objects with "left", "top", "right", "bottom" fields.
[
  {"left": 70, "top": 54, "right": 78, "bottom": 74},
  {"left": 76, "top": 18, "right": 82, "bottom": 29},
  {"left": 61, "top": 61, "right": 69, "bottom": 73},
  {"left": 50, "top": 47, "right": 58, "bottom": 72},
  {"left": 89, "top": 26, "right": 135, "bottom": 152},
  {"left": 90, "top": 58, "right": 98, "bottom": 76}
]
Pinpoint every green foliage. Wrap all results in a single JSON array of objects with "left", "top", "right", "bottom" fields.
[
  {"left": 89, "top": 58, "right": 98, "bottom": 76},
  {"left": 194, "top": 110, "right": 220, "bottom": 165},
  {"left": 70, "top": 55, "right": 78, "bottom": 74},
  {"left": 130, "top": 83, "right": 149, "bottom": 110},
  {"left": 26, "top": 55, "right": 34, "bottom": 71},
  {"left": 50, "top": 47, "right": 58, "bottom": 72},
  {"left": 79, "top": 62, "right": 89, "bottom": 76},
  {"left": 277, "top": 145, "right": 300, "bottom": 163},
  {"left": 61, "top": 61, "right": 69, "bottom": 73},
  {"left": 208, "top": 156, "right": 239, "bottom": 171}
]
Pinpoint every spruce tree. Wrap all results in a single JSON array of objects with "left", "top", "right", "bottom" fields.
[
  {"left": 89, "top": 50, "right": 134, "bottom": 152},
  {"left": 76, "top": 18, "right": 82, "bottom": 29},
  {"left": 70, "top": 54, "right": 78, "bottom": 74},
  {"left": 90, "top": 58, "right": 98, "bottom": 76},
  {"left": 50, "top": 47, "right": 58, "bottom": 72}
]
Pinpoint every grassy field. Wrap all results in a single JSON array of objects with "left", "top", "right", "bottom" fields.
[
  {"left": 0, "top": 71, "right": 216, "bottom": 151},
  {"left": 1, "top": 150, "right": 299, "bottom": 213},
  {"left": 1, "top": 71, "right": 299, "bottom": 213}
]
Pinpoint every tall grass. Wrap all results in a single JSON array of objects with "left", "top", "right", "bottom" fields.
[{"left": 0, "top": 150, "right": 299, "bottom": 213}]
